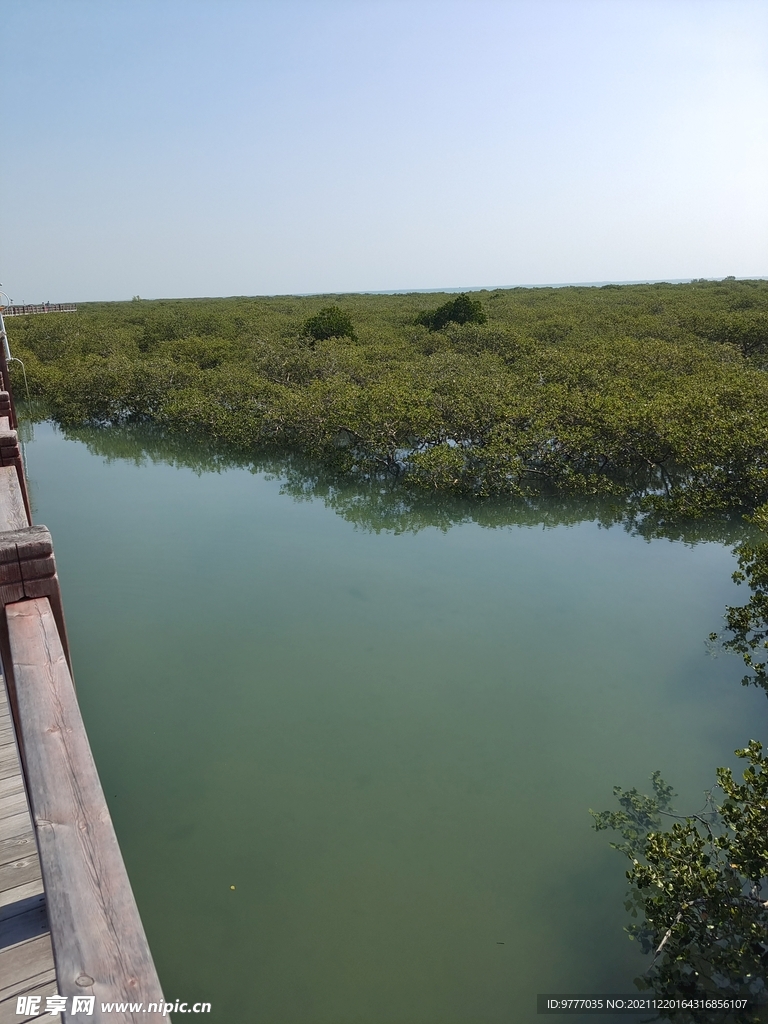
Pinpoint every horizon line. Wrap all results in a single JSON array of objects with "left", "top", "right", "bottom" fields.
[{"left": 9, "top": 275, "right": 768, "bottom": 306}]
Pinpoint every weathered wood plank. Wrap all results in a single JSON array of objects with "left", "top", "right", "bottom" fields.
[
  {"left": 8, "top": 598, "right": 165, "bottom": 1023},
  {"left": 0, "top": 774, "right": 24, "bottom": 801},
  {"left": 0, "top": 811, "right": 32, "bottom": 844},
  {"left": 0, "top": 733, "right": 16, "bottom": 753},
  {"left": 0, "top": 852, "right": 41, "bottom": 896},
  {"left": 0, "top": 868, "right": 43, "bottom": 909},
  {"left": 0, "top": 933, "right": 55, "bottom": 1000},
  {"left": 0, "top": 833, "right": 37, "bottom": 870},
  {"left": 0, "top": 789, "right": 27, "bottom": 821},
  {"left": 0, "top": 757, "right": 22, "bottom": 783},
  {"left": 0, "top": 764, "right": 19, "bottom": 787},
  {"left": 0, "top": 974, "right": 58, "bottom": 1024},
  {"left": 0, "top": 876, "right": 44, "bottom": 910}
]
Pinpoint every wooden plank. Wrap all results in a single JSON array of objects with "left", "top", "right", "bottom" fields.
[
  {"left": 0, "top": 811, "right": 32, "bottom": 844},
  {"left": 0, "top": 466, "right": 28, "bottom": 532},
  {"left": 0, "top": 773, "right": 23, "bottom": 800},
  {"left": 0, "top": 851, "right": 41, "bottom": 896},
  {"left": 0, "top": 789, "right": 27, "bottom": 820},
  {"left": 0, "top": 833, "right": 37, "bottom": 870},
  {"left": 0, "top": 877, "right": 44, "bottom": 910},
  {"left": 0, "top": 740, "right": 23, "bottom": 776},
  {"left": 0, "top": 933, "right": 55, "bottom": 1000},
  {"left": 0, "top": 757, "right": 22, "bottom": 783},
  {"left": 0, "top": 974, "right": 58, "bottom": 1024},
  {"left": 8, "top": 599, "right": 165, "bottom": 1023}
]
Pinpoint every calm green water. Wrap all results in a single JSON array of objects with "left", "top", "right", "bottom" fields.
[{"left": 22, "top": 421, "right": 767, "bottom": 1024}]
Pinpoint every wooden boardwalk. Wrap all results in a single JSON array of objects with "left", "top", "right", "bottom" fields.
[
  {"left": 0, "top": 455, "right": 57, "bottom": 1022},
  {"left": 0, "top": 669, "right": 57, "bottom": 1024},
  {"left": 0, "top": 309, "right": 167, "bottom": 1023}
]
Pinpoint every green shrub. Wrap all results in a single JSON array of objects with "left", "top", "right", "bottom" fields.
[
  {"left": 302, "top": 305, "right": 356, "bottom": 343},
  {"left": 415, "top": 293, "right": 487, "bottom": 332}
]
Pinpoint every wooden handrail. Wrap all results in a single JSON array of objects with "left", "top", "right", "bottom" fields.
[{"left": 7, "top": 598, "right": 166, "bottom": 1023}]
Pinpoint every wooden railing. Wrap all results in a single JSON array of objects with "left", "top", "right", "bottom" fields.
[{"left": 0, "top": 341, "right": 167, "bottom": 1021}]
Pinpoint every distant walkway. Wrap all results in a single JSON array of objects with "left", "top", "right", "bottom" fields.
[{"left": 1, "top": 305, "right": 76, "bottom": 318}]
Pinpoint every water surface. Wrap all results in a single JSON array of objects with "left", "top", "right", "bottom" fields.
[{"left": 22, "top": 421, "right": 767, "bottom": 1024}]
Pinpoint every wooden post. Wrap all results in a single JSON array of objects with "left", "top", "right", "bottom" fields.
[
  {"left": 0, "top": 525, "right": 71, "bottom": 733},
  {"left": 0, "top": 525, "right": 70, "bottom": 665},
  {"left": 0, "top": 425, "right": 31, "bottom": 524},
  {"left": 0, "top": 464, "right": 31, "bottom": 533},
  {"left": 7, "top": 598, "right": 166, "bottom": 1023},
  {"left": 0, "top": 353, "right": 18, "bottom": 430},
  {"left": 0, "top": 390, "right": 13, "bottom": 422}
]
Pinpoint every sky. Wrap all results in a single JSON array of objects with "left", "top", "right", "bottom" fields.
[{"left": 1, "top": 0, "right": 767, "bottom": 302}]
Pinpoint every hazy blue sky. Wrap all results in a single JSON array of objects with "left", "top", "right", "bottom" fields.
[{"left": 2, "top": 0, "right": 766, "bottom": 301}]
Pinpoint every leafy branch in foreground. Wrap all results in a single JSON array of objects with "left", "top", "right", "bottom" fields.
[
  {"left": 592, "top": 745, "right": 768, "bottom": 1022},
  {"left": 712, "top": 509, "right": 768, "bottom": 697}
]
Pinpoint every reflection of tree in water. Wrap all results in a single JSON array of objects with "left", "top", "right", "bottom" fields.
[{"left": 35, "top": 417, "right": 756, "bottom": 546}]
